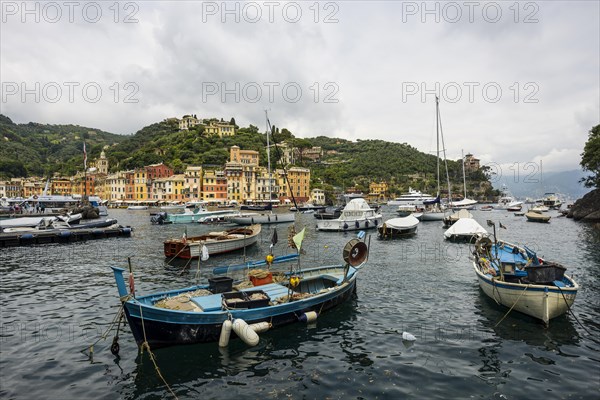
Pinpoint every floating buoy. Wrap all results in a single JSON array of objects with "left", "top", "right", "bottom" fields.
[
  {"left": 58, "top": 231, "right": 71, "bottom": 237},
  {"left": 343, "top": 223, "right": 348, "bottom": 230},
  {"left": 232, "top": 318, "right": 259, "bottom": 346},
  {"left": 219, "top": 320, "right": 233, "bottom": 347},
  {"left": 249, "top": 322, "right": 271, "bottom": 333},
  {"left": 402, "top": 331, "right": 416, "bottom": 341},
  {"left": 299, "top": 311, "right": 318, "bottom": 323}
]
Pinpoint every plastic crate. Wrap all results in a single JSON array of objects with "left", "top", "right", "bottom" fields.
[
  {"left": 209, "top": 276, "right": 233, "bottom": 293},
  {"left": 222, "top": 290, "right": 270, "bottom": 309}
]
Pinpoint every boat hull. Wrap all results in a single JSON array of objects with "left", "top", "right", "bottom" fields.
[
  {"left": 316, "top": 217, "right": 381, "bottom": 231},
  {"left": 228, "top": 212, "right": 295, "bottom": 225},
  {"left": 473, "top": 263, "right": 577, "bottom": 324},
  {"left": 118, "top": 268, "right": 357, "bottom": 348},
  {"left": 165, "top": 235, "right": 260, "bottom": 259},
  {"left": 377, "top": 225, "right": 417, "bottom": 238}
]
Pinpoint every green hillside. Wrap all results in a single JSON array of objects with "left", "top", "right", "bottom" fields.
[
  {"left": 0, "top": 114, "right": 492, "bottom": 197},
  {"left": 0, "top": 114, "right": 126, "bottom": 178}
]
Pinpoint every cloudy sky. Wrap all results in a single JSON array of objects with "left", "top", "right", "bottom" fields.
[{"left": 2, "top": 1, "right": 599, "bottom": 177}]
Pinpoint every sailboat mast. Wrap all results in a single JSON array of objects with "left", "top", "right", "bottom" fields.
[
  {"left": 462, "top": 149, "right": 467, "bottom": 199},
  {"left": 436, "top": 96, "right": 440, "bottom": 198},
  {"left": 265, "top": 110, "right": 272, "bottom": 202}
]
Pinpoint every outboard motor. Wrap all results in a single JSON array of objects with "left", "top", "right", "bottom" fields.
[{"left": 151, "top": 211, "right": 167, "bottom": 225}]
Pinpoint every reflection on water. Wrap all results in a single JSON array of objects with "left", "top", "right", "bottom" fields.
[{"left": 1, "top": 208, "right": 599, "bottom": 399}]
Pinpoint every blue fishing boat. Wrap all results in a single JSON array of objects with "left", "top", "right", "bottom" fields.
[{"left": 111, "top": 234, "right": 369, "bottom": 349}]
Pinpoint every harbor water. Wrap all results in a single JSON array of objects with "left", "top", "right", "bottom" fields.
[{"left": 1, "top": 207, "right": 599, "bottom": 399}]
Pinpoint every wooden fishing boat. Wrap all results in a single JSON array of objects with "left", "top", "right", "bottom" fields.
[
  {"left": 112, "top": 236, "right": 369, "bottom": 349},
  {"left": 472, "top": 235, "right": 578, "bottom": 325},
  {"left": 164, "top": 224, "right": 261, "bottom": 259}
]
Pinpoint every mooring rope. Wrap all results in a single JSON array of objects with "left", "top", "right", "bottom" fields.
[
  {"left": 556, "top": 286, "right": 593, "bottom": 337},
  {"left": 138, "top": 303, "right": 179, "bottom": 400},
  {"left": 83, "top": 303, "right": 125, "bottom": 357},
  {"left": 494, "top": 285, "right": 528, "bottom": 328}
]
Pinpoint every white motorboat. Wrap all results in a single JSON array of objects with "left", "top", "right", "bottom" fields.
[
  {"left": 317, "top": 198, "right": 382, "bottom": 232},
  {"left": 387, "top": 188, "right": 435, "bottom": 206},
  {"left": 378, "top": 215, "right": 420, "bottom": 238}
]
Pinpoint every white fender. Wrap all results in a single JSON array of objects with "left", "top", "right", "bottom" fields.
[
  {"left": 249, "top": 322, "right": 271, "bottom": 333},
  {"left": 300, "top": 311, "right": 318, "bottom": 323},
  {"left": 232, "top": 318, "right": 260, "bottom": 346},
  {"left": 218, "top": 320, "right": 232, "bottom": 347}
]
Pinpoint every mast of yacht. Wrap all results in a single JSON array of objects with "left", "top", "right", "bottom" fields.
[
  {"left": 265, "top": 109, "right": 272, "bottom": 205},
  {"left": 435, "top": 96, "right": 440, "bottom": 204},
  {"left": 462, "top": 149, "right": 467, "bottom": 199},
  {"left": 437, "top": 96, "right": 452, "bottom": 210}
]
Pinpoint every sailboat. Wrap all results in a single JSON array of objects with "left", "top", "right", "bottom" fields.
[
  {"left": 229, "top": 111, "right": 296, "bottom": 226},
  {"left": 421, "top": 97, "right": 450, "bottom": 222},
  {"left": 450, "top": 150, "right": 478, "bottom": 210}
]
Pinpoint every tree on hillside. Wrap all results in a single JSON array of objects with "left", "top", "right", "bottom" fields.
[{"left": 580, "top": 124, "right": 600, "bottom": 188}]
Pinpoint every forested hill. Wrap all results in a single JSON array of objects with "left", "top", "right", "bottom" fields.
[
  {"left": 0, "top": 114, "right": 126, "bottom": 177},
  {"left": 0, "top": 114, "right": 491, "bottom": 195}
]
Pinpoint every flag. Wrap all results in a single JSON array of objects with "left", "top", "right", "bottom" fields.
[
  {"left": 499, "top": 222, "right": 507, "bottom": 229},
  {"left": 83, "top": 142, "right": 87, "bottom": 169},
  {"left": 271, "top": 228, "right": 278, "bottom": 246},
  {"left": 292, "top": 227, "right": 306, "bottom": 253},
  {"left": 486, "top": 220, "right": 495, "bottom": 227}
]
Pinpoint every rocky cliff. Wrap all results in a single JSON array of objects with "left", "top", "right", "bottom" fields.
[{"left": 567, "top": 189, "right": 600, "bottom": 222}]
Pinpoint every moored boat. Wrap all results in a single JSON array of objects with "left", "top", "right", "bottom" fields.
[
  {"left": 443, "top": 209, "right": 473, "bottom": 227},
  {"left": 378, "top": 215, "right": 419, "bottom": 238},
  {"left": 443, "top": 217, "right": 487, "bottom": 242},
  {"left": 228, "top": 211, "right": 295, "bottom": 225},
  {"left": 472, "top": 235, "right": 578, "bottom": 325},
  {"left": 111, "top": 236, "right": 369, "bottom": 349},
  {"left": 316, "top": 198, "right": 382, "bottom": 232},
  {"left": 164, "top": 225, "right": 261, "bottom": 259},
  {"left": 525, "top": 210, "right": 551, "bottom": 223}
]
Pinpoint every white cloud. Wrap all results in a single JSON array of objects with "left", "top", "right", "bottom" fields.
[{"left": 1, "top": 0, "right": 598, "bottom": 170}]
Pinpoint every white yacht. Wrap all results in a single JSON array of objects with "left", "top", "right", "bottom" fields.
[{"left": 387, "top": 188, "right": 435, "bottom": 206}]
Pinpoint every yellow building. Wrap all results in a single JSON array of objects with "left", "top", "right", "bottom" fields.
[
  {"left": 276, "top": 167, "right": 310, "bottom": 202},
  {"left": 179, "top": 115, "right": 200, "bottom": 130},
  {"left": 105, "top": 172, "right": 127, "bottom": 201},
  {"left": 225, "top": 146, "right": 260, "bottom": 203},
  {"left": 224, "top": 162, "right": 243, "bottom": 202},
  {"left": 229, "top": 145, "right": 259, "bottom": 165},
  {"left": 368, "top": 181, "right": 389, "bottom": 202},
  {"left": 204, "top": 121, "right": 236, "bottom": 137},
  {"left": 51, "top": 178, "right": 72, "bottom": 196},
  {"left": 134, "top": 169, "right": 148, "bottom": 201},
  {"left": 167, "top": 174, "right": 186, "bottom": 201},
  {"left": 0, "top": 180, "right": 22, "bottom": 198}
]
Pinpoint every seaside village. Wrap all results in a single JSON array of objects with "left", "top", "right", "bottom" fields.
[
  {"left": 0, "top": 114, "right": 487, "bottom": 208},
  {"left": 0, "top": 116, "right": 321, "bottom": 207}
]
